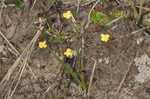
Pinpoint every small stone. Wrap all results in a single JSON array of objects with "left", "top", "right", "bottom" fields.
[
  {"left": 136, "top": 37, "right": 143, "bottom": 45},
  {"left": 134, "top": 54, "right": 150, "bottom": 83}
]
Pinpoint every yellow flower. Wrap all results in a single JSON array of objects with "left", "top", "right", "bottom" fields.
[
  {"left": 63, "top": 11, "right": 73, "bottom": 19},
  {"left": 38, "top": 41, "right": 47, "bottom": 48},
  {"left": 100, "top": 34, "right": 110, "bottom": 42},
  {"left": 64, "top": 48, "right": 73, "bottom": 57},
  {"left": 38, "top": 17, "right": 44, "bottom": 23}
]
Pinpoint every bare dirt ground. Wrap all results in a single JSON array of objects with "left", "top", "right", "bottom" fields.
[{"left": 0, "top": 0, "right": 150, "bottom": 99}]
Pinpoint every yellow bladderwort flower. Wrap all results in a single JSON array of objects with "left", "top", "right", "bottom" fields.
[
  {"left": 64, "top": 48, "right": 73, "bottom": 57},
  {"left": 63, "top": 11, "right": 73, "bottom": 19},
  {"left": 38, "top": 17, "right": 44, "bottom": 23},
  {"left": 100, "top": 34, "right": 110, "bottom": 42},
  {"left": 38, "top": 41, "right": 47, "bottom": 48}
]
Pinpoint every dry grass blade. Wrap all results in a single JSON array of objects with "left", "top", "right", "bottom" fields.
[
  {"left": 111, "top": 27, "right": 149, "bottom": 42},
  {"left": 85, "top": 0, "right": 100, "bottom": 29},
  {"left": 7, "top": 52, "right": 29, "bottom": 99},
  {"left": 31, "top": 0, "right": 37, "bottom": 10},
  {"left": 0, "top": 0, "right": 6, "bottom": 24},
  {"left": 76, "top": 0, "right": 81, "bottom": 14},
  {"left": 7, "top": 38, "right": 36, "bottom": 99},
  {"left": 81, "top": 0, "right": 97, "bottom": 6},
  {"left": 115, "top": 61, "right": 133, "bottom": 95},
  {"left": 87, "top": 58, "right": 97, "bottom": 97},
  {"left": 106, "top": 15, "right": 126, "bottom": 26},
  {"left": 0, "top": 30, "right": 20, "bottom": 56},
  {"left": 138, "top": 0, "right": 145, "bottom": 21},
  {"left": 136, "top": 6, "right": 150, "bottom": 11},
  {"left": 0, "top": 30, "right": 37, "bottom": 79},
  {"left": 0, "top": 26, "right": 44, "bottom": 99}
]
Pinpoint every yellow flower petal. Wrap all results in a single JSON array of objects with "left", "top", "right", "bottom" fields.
[
  {"left": 38, "top": 17, "right": 44, "bottom": 23},
  {"left": 100, "top": 34, "right": 110, "bottom": 42},
  {"left": 38, "top": 41, "right": 47, "bottom": 48},
  {"left": 64, "top": 48, "right": 73, "bottom": 57},
  {"left": 63, "top": 11, "right": 73, "bottom": 19}
]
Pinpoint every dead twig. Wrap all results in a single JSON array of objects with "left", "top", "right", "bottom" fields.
[{"left": 87, "top": 58, "right": 97, "bottom": 97}]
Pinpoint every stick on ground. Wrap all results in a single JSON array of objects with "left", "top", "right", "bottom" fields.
[{"left": 87, "top": 58, "right": 97, "bottom": 97}]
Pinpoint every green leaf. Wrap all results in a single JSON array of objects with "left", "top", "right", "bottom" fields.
[
  {"left": 101, "top": 0, "right": 109, "bottom": 4},
  {"left": 109, "top": 8, "right": 123, "bottom": 19},
  {"left": 91, "top": 10, "right": 110, "bottom": 26},
  {"left": 52, "top": 32, "right": 67, "bottom": 43},
  {"left": 143, "top": 18, "right": 150, "bottom": 27},
  {"left": 13, "top": 0, "right": 22, "bottom": 8}
]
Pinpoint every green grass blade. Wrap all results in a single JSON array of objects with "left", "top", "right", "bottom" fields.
[
  {"left": 13, "top": 0, "right": 22, "bottom": 8},
  {"left": 49, "top": 48, "right": 86, "bottom": 89}
]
